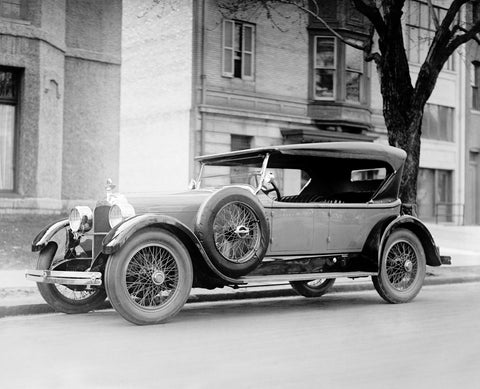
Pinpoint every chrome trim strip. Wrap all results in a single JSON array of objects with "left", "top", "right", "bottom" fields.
[
  {"left": 239, "top": 271, "right": 377, "bottom": 284},
  {"left": 25, "top": 270, "right": 102, "bottom": 286}
]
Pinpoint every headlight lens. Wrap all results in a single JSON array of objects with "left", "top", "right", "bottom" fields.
[
  {"left": 69, "top": 206, "right": 93, "bottom": 233},
  {"left": 109, "top": 203, "right": 135, "bottom": 228}
]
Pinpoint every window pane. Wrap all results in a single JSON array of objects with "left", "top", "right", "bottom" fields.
[
  {"left": 315, "top": 37, "right": 335, "bottom": 68},
  {"left": 345, "top": 41, "right": 363, "bottom": 72},
  {"left": 234, "top": 23, "right": 242, "bottom": 52},
  {"left": 315, "top": 69, "right": 334, "bottom": 98},
  {"left": 224, "top": 48, "right": 233, "bottom": 74},
  {"left": 0, "top": 71, "right": 17, "bottom": 99},
  {"left": 244, "top": 25, "right": 253, "bottom": 52},
  {"left": 0, "top": 104, "right": 15, "bottom": 190},
  {"left": 224, "top": 20, "right": 233, "bottom": 48},
  {"left": 346, "top": 71, "right": 361, "bottom": 102},
  {"left": 409, "top": 1, "right": 420, "bottom": 25},
  {"left": 408, "top": 27, "right": 420, "bottom": 63},
  {"left": 420, "top": 3, "right": 429, "bottom": 29},
  {"left": 417, "top": 168, "right": 435, "bottom": 221},
  {"left": 243, "top": 53, "right": 252, "bottom": 77}
]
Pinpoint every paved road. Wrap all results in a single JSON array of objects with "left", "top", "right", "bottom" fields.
[{"left": 1, "top": 283, "right": 479, "bottom": 389}]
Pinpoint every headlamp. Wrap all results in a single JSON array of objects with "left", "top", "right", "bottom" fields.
[
  {"left": 69, "top": 206, "right": 93, "bottom": 233},
  {"left": 109, "top": 203, "right": 135, "bottom": 228}
]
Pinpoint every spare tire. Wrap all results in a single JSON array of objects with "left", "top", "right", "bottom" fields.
[{"left": 195, "top": 187, "right": 269, "bottom": 278}]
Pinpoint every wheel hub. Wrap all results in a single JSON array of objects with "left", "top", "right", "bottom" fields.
[
  {"left": 234, "top": 225, "right": 250, "bottom": 239},
  {"left": 151, "top": 271, "right": 166, "bottom": 286},
  {"left": 404, "top": 259, "right": 413, "bottom": 272}
]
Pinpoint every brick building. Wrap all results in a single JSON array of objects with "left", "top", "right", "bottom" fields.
[
  {"left": 0, "top": 0, "right": 121, "bottom": 213},
  {"left": 121, "top": 0, "right": 473, "bottom": 224}
]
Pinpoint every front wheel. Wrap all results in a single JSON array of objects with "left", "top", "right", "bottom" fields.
[
  {"left": 105, "top": 228, "right": 193, "bottom": 325},
  {"left": 290, "top": 279, "right": 335, "bottom": 298},
  {"left": 372, "top": 229, "right": 426, "bottom": 304},
  {"left": 36, "top": 242, "right": 107, "bottom": 314}
]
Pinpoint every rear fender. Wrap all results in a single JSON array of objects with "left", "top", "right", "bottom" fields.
[
  {"left": 102, "top": 214, "right": 240, "bottom": 284},
  {"left": 378, "top": 216, "right": 442, "bottom": 267},
  {"left": 31, "top": 219, "right": 69, "bottom": 252}
]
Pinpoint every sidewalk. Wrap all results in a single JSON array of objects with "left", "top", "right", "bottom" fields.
[{"left": 1, "top": 222, "right": 479, "bottom": 318}]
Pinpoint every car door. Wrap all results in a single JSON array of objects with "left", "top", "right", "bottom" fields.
[{"left": 265, "top": 202, "right": 329, "bottom": 255}]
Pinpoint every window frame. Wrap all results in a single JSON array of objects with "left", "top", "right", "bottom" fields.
[
  {"left": 313, "top": 36, "right": 337, "bottom": 100},
  {"left": 344, "top": 38, "right": 365, "bottom": 103},
  {"left": 472, "top": 61, "right": 480, "bottom": 111},
  {"left": 0, "top": 66, "right": 20, "bottom": 193},
  {"left": 405, "top": 0, "right": 455, "bottom": 71},
  {"left": 222, "top": 19, "right": 255, "bottom": 80}
]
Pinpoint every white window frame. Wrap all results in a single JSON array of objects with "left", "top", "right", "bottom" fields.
[
  {"left": 313, "top": 36, "right": 337, "bottom": 100},
  {"left": 345, "top": 38, "right": 364, "bottom": 103},
  {"left": 222, "top": 19, "right": 255, "bottom": 80}
]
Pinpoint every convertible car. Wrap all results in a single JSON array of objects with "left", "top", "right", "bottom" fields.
[{"left": 26, "top": 142, "right": 451, "bottom": 325}]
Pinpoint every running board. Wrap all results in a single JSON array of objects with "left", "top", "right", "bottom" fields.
[{"left": 238, "top": 271, "right": 377, "bottom": 284}]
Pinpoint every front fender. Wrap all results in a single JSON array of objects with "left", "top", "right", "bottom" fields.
[
  {"left": 379, "top": 215, "right": 442, "bottom": 267},
  {"left": 32, "top": 219, "right": 69, "bottom": 252},
  {"left": 102, "top": 214, "right": 241, "bottom": 284}
]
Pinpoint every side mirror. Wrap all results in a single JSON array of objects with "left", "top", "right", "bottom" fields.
[{"left": 188, "top": 179, "right": 197, "bottom": 190}]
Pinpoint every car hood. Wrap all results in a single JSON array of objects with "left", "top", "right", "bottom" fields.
[{"left": 126, "top": 190, "right": 214, "bottom": 229}]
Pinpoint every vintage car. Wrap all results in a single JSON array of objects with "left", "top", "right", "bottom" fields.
[{"left": 26, "top": 142, "right": 451, "bottom": 325}]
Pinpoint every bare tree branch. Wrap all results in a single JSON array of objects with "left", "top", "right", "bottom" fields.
[
  {"left": 447, "top": 20, "right": 480, "bottom": 52},
  {"left": 426, "top": 0, "right": 440, "bottom": 30},
  {"left": 275, "top": 0, "right": 366, "bottom": 50},
  {"left": 350, "top": 0, "right": 386, "bottom": 38}
]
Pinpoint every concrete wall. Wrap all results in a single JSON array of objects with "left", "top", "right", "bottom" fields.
[
  {"left": 0, "top": 0, "right": 122, "bottom": 213},
  {"left": 120, "top": 0, "right": 193, "bottom": 194}
]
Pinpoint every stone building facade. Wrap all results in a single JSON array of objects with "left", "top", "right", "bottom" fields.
[
  {"left": 122, "top": 0, "right": 473, "bottom": 224},
  {"left": 0, "top": 0, "right": 121, "bottom": 213}
]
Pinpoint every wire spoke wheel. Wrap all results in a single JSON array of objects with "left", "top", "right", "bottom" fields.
[
  {"left": 105, "top": 229, "right": 193, "bottom": 325},
  {"left": 385, "top": 241, "right": 418, "bottom": 291},
  {"left": 372, "top": 229, "right": 426, "bottom": 304},
  {"left": 213, "top": 201, "right": 261, "bottom": 264},
  {"left": 125, "top": 244, "right": 179, "bottom": 309},
  {"left": 290, "top": 278, "right": 335, "bottom": 298},
  {"left": 36, "top": 242, "right": 107, "bottom": 314},
  {"left": 53, "top": 285, "right": 100, "bottom": 301}
]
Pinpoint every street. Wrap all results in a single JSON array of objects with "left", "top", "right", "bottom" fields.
[{"left": 0, "top": 282, "right": 479, "bottom": 389}]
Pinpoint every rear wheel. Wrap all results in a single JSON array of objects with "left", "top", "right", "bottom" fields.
[
  {"left": 105, "top": 229, "right": 193, "bottom": 325},
  {"left": 372, "top": 229, "right": 426, "bottom": 303},
  {"left": 36, "top": 242, "right": 107, "bottom": 314},
  {"left": 290, "top": 279, "right": 335, "bottom": 298}
]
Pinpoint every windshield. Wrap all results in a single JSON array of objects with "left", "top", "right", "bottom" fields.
[{"left": 199, "top": 164, "right": 264, "bottom": 190}]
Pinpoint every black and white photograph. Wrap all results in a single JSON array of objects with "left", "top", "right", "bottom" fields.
[{"left": 1, "top": 0, "right": 480, "bottom": 388}]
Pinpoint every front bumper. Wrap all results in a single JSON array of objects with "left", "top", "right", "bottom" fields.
[{"left": 25, "top": 270, "right": 102, "bottom": 286}]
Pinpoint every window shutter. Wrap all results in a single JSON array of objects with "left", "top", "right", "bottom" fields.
[
  {"left": 242, "top": 24, "right": 254, "bottom": 79},
  {"left": 222, "top": 20, "right": 234, "bottom": 77}
]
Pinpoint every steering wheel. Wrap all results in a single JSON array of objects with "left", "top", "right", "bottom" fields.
[{"left": 262, "top": 181, "right": 281, "bottom": 200}]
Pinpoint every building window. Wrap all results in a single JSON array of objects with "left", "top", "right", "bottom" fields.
[
  {"left": 405, "top": 1, "right": 455, "bottom": 71},
  {"left": 223, "top": 20, "right": 255, "bottom": 79},
  {"left": 421, "top": 104, "right": 454, "bottom": 141},
  {"left": 345, "top": 39, "right": 364, "bottom": 103},
  {"left": 417, "top": 168, "right": 452, "bottom": 222},
  {"left": 230, "top": 135, "right": 252, "bottom": 184},
  {"left": 0, "top": 0, "right": 21, "bottom": 19},
  {"left": 314, "top": 37, "right": 336, "bottom": 99},
  {"left": 0, "top": 68, "right": 18, "bottom": 192},
  {"left": 472, "top": 62, "right": 480, "bottom": 111},
  {"left": 313, "top": 36, "right": 365, "bottom": 102}
]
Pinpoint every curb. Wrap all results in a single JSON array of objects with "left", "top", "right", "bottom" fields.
[{"left": 1, "top": 272, "right": 480, "bottom": 319}]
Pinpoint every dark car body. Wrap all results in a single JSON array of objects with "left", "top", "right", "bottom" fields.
[{"left": 26, "top": 142, "right": 450, "bottom": 325}]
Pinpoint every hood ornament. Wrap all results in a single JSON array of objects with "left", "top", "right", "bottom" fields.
[{"left": 105, "top": 178, "right": 116, "bottom": 201}]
